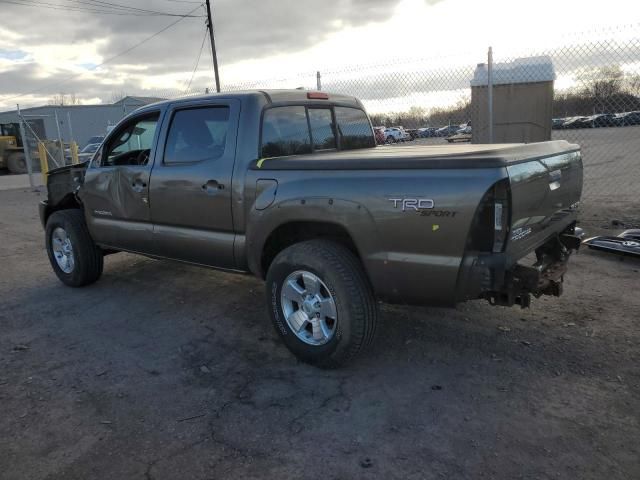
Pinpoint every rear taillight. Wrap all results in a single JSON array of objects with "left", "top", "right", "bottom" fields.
[
  {"left": 466, "top": 179, "right": 511, "bottom": 253},
  {"left": 491, "top": 179, "right": 510, "bottom": 252}
]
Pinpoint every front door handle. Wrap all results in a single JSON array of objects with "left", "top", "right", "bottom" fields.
[
  {"left": 132, "top": 179, "right": 147, "bottom": 193},
  {"left": 201, "top": 179, "right": 224, "bottom": 194}
]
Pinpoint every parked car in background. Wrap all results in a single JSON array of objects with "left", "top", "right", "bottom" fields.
[
  {"left": 560, "top": 116, "right": 589, "bottom": 129},
  {"left": 384, "top": 126, "right": 410, "bottom": 143},
  {"left": 583, "top": 113, "right": 617, "bottom": 128},
  {"left": 384, "top": 127, "right": 402, "bottom": 143},
  {"left": 84, "top": 135, "right": 104, "bottom": 148},
  {"left": 416, "top": 127, "right": 437, "bottom": 138},
  {"left": 435, "top": 125, "right": 460, "bottom": 137},
  {"left": 554, "top": 112, "right": 640, "bottom": 129},
  {"left": 77, "top": 143, "right": 101, "bottom": 163},
  {"left": 405, "top": 128, "right": 419, "bottom": 140},
  {"left": 373, "top": 126, "right": 386, "bottom": 145},
  {"left": 394, "top": 126, "right": 412, "bottom": 141},
  {"left": 615, "top": 111, "right": 640, "bottom": 126},
  {"left": 64, "top": 138, "right": 104, "bottom": 163}
]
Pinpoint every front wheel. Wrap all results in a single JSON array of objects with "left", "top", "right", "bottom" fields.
[
  {"left": 266, "top": 240, "right": 378, "bottom": 368},
  {"left": 45, "top": 209, "right": 104, "bottom": 287}
]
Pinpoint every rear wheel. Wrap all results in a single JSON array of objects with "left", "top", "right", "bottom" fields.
[
  {"left": 45, "top": 209, "right": 104, "bottom": 287},
  {"left": 7, "top": 152, "right": 27, "bottom": 174},
  {"left": 266, "top": 240, "right": 378, "bottom": 368}
]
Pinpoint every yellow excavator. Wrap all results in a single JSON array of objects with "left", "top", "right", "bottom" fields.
[{"left": 0, "top": 123, "right": 30, "bottom": 174}]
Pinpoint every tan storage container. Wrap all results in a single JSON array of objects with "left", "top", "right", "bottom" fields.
[{"left": 471, "top": 56, "right": 555, "bottom": 144}]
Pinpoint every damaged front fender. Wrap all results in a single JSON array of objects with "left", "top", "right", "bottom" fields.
[{"left": 39, "top": 161, "right": 88, "bottom": 227}]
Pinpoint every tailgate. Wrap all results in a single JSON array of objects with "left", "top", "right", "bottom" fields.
[{"left": 506, "top": 149, "right": 583, "bottom": 260}]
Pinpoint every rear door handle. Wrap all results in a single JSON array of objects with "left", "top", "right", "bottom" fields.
[{"left": 201, "top": 179, "right": 224, "bottom": 194}]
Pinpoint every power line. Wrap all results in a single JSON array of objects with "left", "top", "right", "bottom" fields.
[
  {"left": 0, "top": 0, "right": 203, "bottom": 16},
  {"left": 66, "top": 0, "right": 203, "bottom": 17},
  {"left": 2, "top": 4, "right": 203, "bottom": 102},
  {"left": 184, "top": 26, "right": 208, "bottom": 92}
]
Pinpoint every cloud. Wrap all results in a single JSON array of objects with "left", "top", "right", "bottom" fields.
[
  {"left": 2, "top": 0, "right": 435, "bottom": 107},
  {"left": 0, "top": 0, "right": 637, "bottom": 111}
]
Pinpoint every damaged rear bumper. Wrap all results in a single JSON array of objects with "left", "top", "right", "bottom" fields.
[{"left": 458, "top": 224, "right": 582, "bottom": 308}]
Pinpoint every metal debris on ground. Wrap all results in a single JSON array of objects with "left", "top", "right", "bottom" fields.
[{"left": 583, "top": 229, "right": 640, "bottom": 258}]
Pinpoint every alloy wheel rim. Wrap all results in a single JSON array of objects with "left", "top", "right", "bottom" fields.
[
  {"left": 280, "top": 270, "right": 337, "bottom": 346},
  {"left": 51, "top": 227, "right": 75, "bottom": 274}
]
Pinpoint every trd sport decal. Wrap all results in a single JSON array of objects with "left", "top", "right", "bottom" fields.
[
  {"left": 388, "top": 198, "right": 458, "bottom": 217},
  {"left": 389, "top": 197, "right": 434, "bottom": 211}
]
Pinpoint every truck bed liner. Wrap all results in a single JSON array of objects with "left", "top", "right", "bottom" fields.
[{"left": 254, "top": 140, "right": 579, "bottom": 170}]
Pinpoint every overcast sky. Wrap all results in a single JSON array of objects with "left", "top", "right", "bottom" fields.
[{"left": 0, "top": 0, "right": 639, "bottom": 112}]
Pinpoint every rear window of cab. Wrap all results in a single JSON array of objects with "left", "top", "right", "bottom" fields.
[{"left": 260, "top": 105, "right": 375, "bottom": 158}]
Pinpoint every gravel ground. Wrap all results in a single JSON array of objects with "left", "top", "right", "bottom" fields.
[{"left": 1, "top": 186, "right": 639, "bottom": 480}]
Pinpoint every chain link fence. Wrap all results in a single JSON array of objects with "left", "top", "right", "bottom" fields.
[
  {"left": 16, "top": 26, "right": 637, "bottom": 229},
  {"left": 210, "top": 28, "right": 640, "bottom": 230},
  {"left": 17, "top": 113, "right": 73, "bottom": 183}
]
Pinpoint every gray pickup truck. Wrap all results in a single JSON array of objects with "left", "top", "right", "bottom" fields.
[{"left": 40, "top": 90, "right": 583, "bottom": 367}]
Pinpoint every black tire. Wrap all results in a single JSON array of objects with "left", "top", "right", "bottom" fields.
[
  {"left": 266, "top": 240, "right": 378, "bottom": 368},
  {"left": 7, "top": 152, "right": 27, "bottom": 174},
  {"left": 45, "top": 209, "right": 104, "bottom": 287}
]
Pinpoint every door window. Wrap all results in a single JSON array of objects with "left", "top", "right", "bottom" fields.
[
  {"left": 164, "top": 106, "right": 230, "bottom": 164},
  {"left": 261, "top": 106, "right": 312, "bottom": 158},
  {"left": 99, "top": 113, "right": 159, "bottom": 167}
]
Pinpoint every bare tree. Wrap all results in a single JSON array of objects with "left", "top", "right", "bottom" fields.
[
  {"left": 625, "top": 73, "right": 640, "bottom": 98},
  {"left": 48, "top": 93, "right": 81, "bottom": 106},
  {"left": 582, "top": 65, "right": 624, "bottom": 111},
  {"left": 110, "top": 91, "right": 128, "bottom": 103}
]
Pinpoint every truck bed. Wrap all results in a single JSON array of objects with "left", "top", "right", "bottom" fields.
[{"left": 254, "top": 140, "right": 580, "bottom": 170}]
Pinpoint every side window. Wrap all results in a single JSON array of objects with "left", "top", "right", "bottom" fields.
[
  {"left": 164, "top": 106, "right": 230, "bottom": 164},
  {"left": 101, "top": 113, "right": 159, "bottom": 167},
  {"left": 261, "top": 106, "right": 311, "bottom": 158},
  {"left": 308, "top": 108, "right": 336, "bottom": 151},
  {"left": 335, "top": 107, "right": 376, "bottom": 150}
]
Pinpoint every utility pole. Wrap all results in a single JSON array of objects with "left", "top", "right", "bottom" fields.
[
  {"left": 205, "top": 0, "right": 221, "bottom": 93},
  {"left": 487, "top": 46, "right": 494, "bottom": 144}
]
